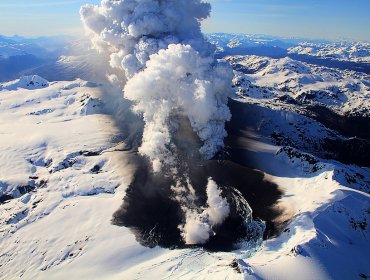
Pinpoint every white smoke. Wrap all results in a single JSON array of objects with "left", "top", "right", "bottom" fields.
[
  {"left": 80, "top": 0, "right": 233, "bottom": 172},
  {"left": 181, "top": 178, "right": 230, "bottom": 245},
  {"left": 81, "top": 0, "right": 233, "bottom": 245},
  {"left": 125, "top": 44, "right": 231, "bottom": 171},
  {"left": 205, "top": 177, "right": 230, "bottom": 225}
]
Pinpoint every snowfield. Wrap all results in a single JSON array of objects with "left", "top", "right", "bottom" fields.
[
  {"left": 0, "top": 70, "right": 369, "bottom": 279},
  {"left": 227, "top": 55, "right": 370, "bottom": 117}
]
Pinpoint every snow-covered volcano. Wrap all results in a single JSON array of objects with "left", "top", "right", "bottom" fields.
[
  {"left": 1, "top": 49, "right": 369, "bottom": 279},
  {"left": 0, "top": 1, "right": 369, "bottom": 278}
]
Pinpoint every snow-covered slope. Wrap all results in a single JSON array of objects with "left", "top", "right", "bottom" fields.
[
  {"left": 0, "top": 77, "right": 138, "bottom": 278},
  {"left": 1, "top": 72, "right": 369, "bottom": 279}
]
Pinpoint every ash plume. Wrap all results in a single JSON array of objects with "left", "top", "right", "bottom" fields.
[
  {"left": 80, "top": 0, "right": 232, "bottom": 172},
  {"left": 80, "top": 0, "right": 238, "bottom": 246}
]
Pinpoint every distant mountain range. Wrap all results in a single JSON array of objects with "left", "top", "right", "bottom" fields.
[
  {"left": 207, "top": 33, "right": 370, "bottom": 73},
  {"left": 1, "top": 33, "right": 370, "bottom": 83},
  {"left": 0, "top": 35, "right": 70, "bottom": 82}
]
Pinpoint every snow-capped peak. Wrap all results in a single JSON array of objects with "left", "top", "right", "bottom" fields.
[{"left": 0, "top": 75, "right": 49, "bottom": 91}]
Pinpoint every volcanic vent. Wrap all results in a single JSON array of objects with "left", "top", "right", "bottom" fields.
[{"left": 81, "top": 0, "right": 285, "bottom": 251}]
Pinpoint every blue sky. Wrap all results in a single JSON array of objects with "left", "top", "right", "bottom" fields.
[{"left": 0, "top": 0, "right": 369, "bottom": 41}]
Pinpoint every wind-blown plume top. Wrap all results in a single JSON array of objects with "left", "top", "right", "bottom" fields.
[{"left": 80, "top": 0, "right": 214, "bottom": 78}]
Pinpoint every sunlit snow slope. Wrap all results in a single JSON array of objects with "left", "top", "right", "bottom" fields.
[{"left": 0, "top": 72, "right": 369, "bottom": 279}]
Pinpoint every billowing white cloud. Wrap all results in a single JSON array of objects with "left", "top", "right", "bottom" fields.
[
  {"left": 80, "top": 0, "right": 232, "bottom": 172},
  {"left": 125, "top": 44, "right": 232, "bottom": 171}
]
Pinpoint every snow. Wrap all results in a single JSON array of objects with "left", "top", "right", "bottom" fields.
[
  {"left": 227, "top": 55, "right": 370, "bottom": 116},
  {"left": 1, "top": 73, "right": 369, "bottom": 279},
  {"left": 0, "top": 45, "right": 26, "bottom": 59},
  {"left": 0, "top": 77, "right": 239, "bottom": 279},
  {"left": 0, "top": 75, "right": 49, "bottom": 91},
  {"left": 207, "top": 33, "right": 370, "bottom": 65}
]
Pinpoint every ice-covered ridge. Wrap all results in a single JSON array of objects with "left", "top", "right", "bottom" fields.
[
  {"left": 227, "top": 55, "right": 370, "bottom": 117},
  {"left": 0, "top": 75, "right": 49, "bottom": 91}
]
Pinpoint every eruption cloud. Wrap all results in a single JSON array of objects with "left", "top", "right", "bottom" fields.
[
  {"left": 81, "top": 0, "right": 235, "bottom": 245},
  {"left": 80, "top": 0, "right": 232, "bottom": 172}
]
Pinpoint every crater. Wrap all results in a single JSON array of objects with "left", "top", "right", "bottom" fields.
[
  {"left": 112, "top": 154, "right": 287, "bottom": 251},
  {"left": 111, "top": 107, "right": 289, "bottom": 252}
]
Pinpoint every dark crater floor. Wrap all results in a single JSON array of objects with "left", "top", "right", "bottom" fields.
[
  {"left": 112, "top": 156, "right": 285, "bottom": 252},
  {"left": 112, "top": 111, "right": 289, "bottom": 252}
]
